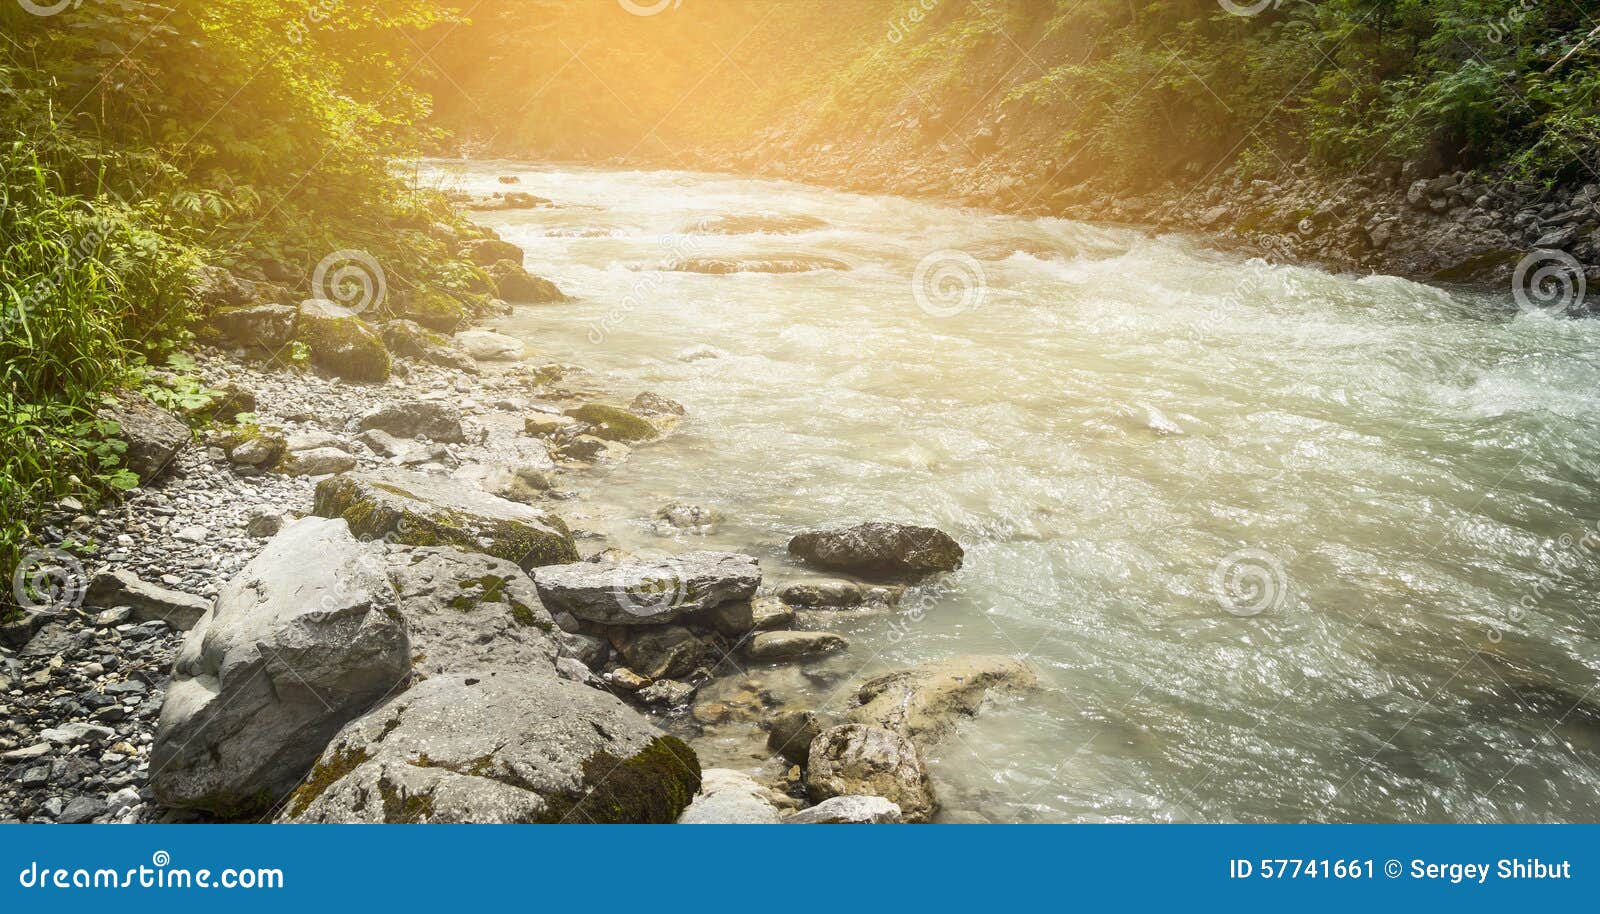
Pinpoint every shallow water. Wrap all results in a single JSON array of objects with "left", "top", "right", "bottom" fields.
[{"left": 423, "top": 160, "right": 1600, "bottom": 823}]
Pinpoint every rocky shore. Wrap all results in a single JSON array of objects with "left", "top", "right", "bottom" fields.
[
  {"left": 0, "top": 193, "right": 1035, "bottom": 824},
  {"left": 605, "top": 135, "right": 1600, "bottom": 307}
]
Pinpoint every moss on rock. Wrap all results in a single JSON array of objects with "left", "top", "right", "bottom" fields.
[{"left": 563, "top": 403, "right": 657, "bottom": 443}]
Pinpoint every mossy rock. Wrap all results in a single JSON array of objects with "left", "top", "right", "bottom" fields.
[
  {"left": 396, "top": 289, "right": 472, "bottom": 333},
  {"left": 297, "top": 300, "right": 391, "bottom": 383},
  {"left": 487, "top": 260, "right": 569, "bottom": 303},
  {"left": 314, "top": 469, "right": 578, "bottom": 570},
  {"left": 562, "top": 403, "right": 657, "bottom": 443}
]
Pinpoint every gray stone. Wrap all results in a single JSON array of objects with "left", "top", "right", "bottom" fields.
[
  {"left": 96, "top": 391, "right": 189, "bottom": 484},
  {"left": 356, "top": 401, "right": 467, "bottom": 443},
  {"left": 359, "top": 428, "right": 406, "bottom": 458},
  {"left": 57, "top": 796, "right": 107, "bottom": 824},
  {"left": 150, "top": 517, "right": 411, "bottom": 816},
  {"left": 212, "top": 303, "right": 298, "bottom": 350},
  {"left": 40, "top": 722, "right": 115, "bottom": 744},
  {"left": 384, "top": 546, "right": 558, "bottom": 678},
  {"left": 787, "top": 795, "right": 902, "bottom": 824},
  {"left": 805, "top": 724, "right": 935, "bottom": 823},
  {"left": 286, "top": 430, "right": 344, "bottom": 452},
  {"left": 84, "top": 570, "right": 210, "bottom": 630},
  {"left": 556, "top": 630, "right": 607, "bottom": 668},
  {"left": 297, "top": 300, "right": 390, "bottom": 383},
  {"left": 556, "top": 657, "right": 594, "bottom": 683},
  {"left": 531, "top": 552, "right": 760, "bottom": 626},
  {"left": 244, "top": 506, "right": 286, "bottom": 539},
  {"left": 746, "top": 630, "right": 847, "bottom": 662},
  {"left": 279, "top": 670, "right": 701, "bottom": 823},
  {"left": 637, "top": 678, "right": 696, "bottom": 708},
  {"left": 678, "top": 768, "right": 783, "bottom": 824},
  {"left": 788, "top": 522, "right": 963, "bottom": 580},
  {"left": 846, "top": 655, "right": 1038, "bottom": 744},
  {"left": 765, "top": 709, "right": 820, "bottom": 766},
  {"left": 314, "top": 469, "right": 578, "bottom": 571},
  {"left": 694, "top": 594, "right": 794, "bottom": 638},
  {"left": 454, "top": 330, "right": 526, "bottom": 361},
  {"left": 281, "top": 446, "right": 357, "bottom": 477}
]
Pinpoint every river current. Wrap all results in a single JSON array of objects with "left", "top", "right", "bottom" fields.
[{"left": 423, "top": 160, "right": 1600, "bottom": 823}]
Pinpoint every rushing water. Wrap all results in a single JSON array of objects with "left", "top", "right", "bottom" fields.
[{"left": 422, "top": 160, "right": 1600, "bottom": 823}]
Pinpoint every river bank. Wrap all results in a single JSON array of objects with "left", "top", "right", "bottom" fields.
[{"left": 588, "top": 140, "right": 1600, "bottom": 308}]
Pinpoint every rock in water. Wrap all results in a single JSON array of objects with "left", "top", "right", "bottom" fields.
[
  {"left": 787, "top": 795, "right": 903, "bottom": 824},
  {"left": 766, "top": 709, "right": 820, "bottom": 766},
  {"left": 279, "top": 670, "right": 701, "bottom": 823},
  {"left": 805, "top": 724, "right": 935, "bottom": 823},
  {"left": 384, "top": 546, "right": 558, "bottom": 677},
  {"left": 296, "top": 299, "right": 390, "bottom": 383},
  {"left": 613, "top": 626, "right": 709, "bottom": 680},
  {"left": 745, "top": 630, "right": 848, "bottom": 662},
  {"left": 314, "top": 469, "right": 578, "bottom": 570},
  {"left": 787, "top": 522, "right": 963, "bottom": 580},
  {"left": 846, "top": 655, "right": 1037, "bottom": 744},
  {"left": 678, "top": 769, "right": 783, "bottom": 824},
  {"left": 356, "top": 401, "right": 467, "bottom": 443},
  {"left": 453, "top": 329, "right": 526, "bottom": 361},
  {"left": 563, "top": 403, "right": 658, "bottom": 442},
  {"left": 531, "top": 551, "right": 760, "bottom": 625},
  {"left": 149, "top": 518, "right": 411, "bottom": 816},
  {"left": 96, "top": 391, "right": 189, "bottom": 484},
  {"left": 464, "top": 238, "right": 524, "bottom": 266},
  {"left": 487, "top": 260, "right": 568, "bottom": 302},
  {"left": 84, "top": 569, "right": 210, "bottom": 630}
]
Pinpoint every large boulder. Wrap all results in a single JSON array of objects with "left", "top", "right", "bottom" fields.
[
  {"left": 488, "top": 260, "right": 568, "bottom": 302},
  {"left": 678, "top": 768, "right": 783, "bottom": 824},
  {"left": 454, "top": 329, "right": 526, "bottom": 362},
  {"left": 149, "top": 518, "right": 411, "bottom": 816},
  {"left": 531, "top": 552, "right": 760, "bottom": 626},
  {"left": 313, "top": 469, "right": 578, "bottom": 571},
  {"left": 379, "top": 320, "right": 476, "bottom": 373},
  {"left": 805, "top": 724, "right": 935, "bottom": 823},
  {"left": 279, "top": 670, "right": 701, "bottom": 823},
  {"left": 97, "top": 391, "right": 189, "bottom": 484},
  {"left": 393, "top": 289, "right": 471, "bottom": 333},
  {"left": 211, "top": 303, "right": 298, "bottom": 350},
  {"left": 384, "top": 546, "right": 558, "bottom": 677},
  {"left": 787, "top": 522, "right": 963, "bottom": 580},
  {"left": 297, "top": 299, "right": 390, "bottom": 383},
  {"left": 464, "top": 238, "right": 523, "bottom": 267},
  {"left": 355, "top": 401, "right": 467, "bottom": 443},
  {"left": 84, "top": 569, "right": 209, "bottom": 630},
  {"left": 846, "top": 655, "right": 1037, "bottom": 744}
]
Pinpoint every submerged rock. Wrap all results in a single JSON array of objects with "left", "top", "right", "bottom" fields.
[
  {"left": 563, "top": 403, "right": 658, "bottom": 442},
  {"left": 531, "top": 551, "right": 760, "bottom": 626},
  {"left": 746, "top": 630, "right": 848, "bottom": 662},
  {"left": 150, "top": 518, "right": 411, "bottom": 817},
  {"left": 678, "top": 768, "right": 783, "bottom": 824},
  {"left": 846, "top": 655, "right": 1037, "bottom": 744},
  {"left": 694, "top": 594, "right": 793, "bottom": 638},
  {"left": 488, "top": 260, "right": 568, "bottom": 302},
  {"left": 778, "top": 578, "right": 903, "bottom": 608},
  {"left": 805, "top": 724, "right": 935, "bottom": 823},
  {"left": 313, "top": 469, "right": 579, "bottom": 571},
  {"left": 788, "top": 522, "right": 963, "bottom": 580},
  {"left": 280, "top": 670, "right": 701, "bottom": 823},
  {"left": 613, "top": 625, "right": 710, "bottom": 680},
  {"left": 765, "top": 709, "right": 820, "bottom": 766}
]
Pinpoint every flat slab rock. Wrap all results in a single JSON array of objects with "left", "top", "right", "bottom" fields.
[
  {"left": 846, "top": 655, "right": 1037, "bottom": 744},
  {"left": 84, "top": 569, "right": 209, "bottom": 630},
  {"left": 531, "top": 551, "right": 760, "bottom": 626},
  {"left": 786, "top": 795, "right": 903, "bottom": 824},
  {"left": 96, "top": 391, "right": 189, "bottom": 484},
  {"left": 384, "top": 545, "right": 560, "bottom": 677},
  {"left": 314, "top": 469, "right": 578, "bottom": 571},
  {"left": 787, "top": 522, "right": 963, "bottom": 580},
  {"left": 677, "top": 768, "right": 783, "bottom": 824},
  {"left": 279, "top": 670, "right": 701, "bottom": 824}
]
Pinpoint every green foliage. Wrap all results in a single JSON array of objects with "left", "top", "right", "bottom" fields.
[{"left": 0, "top": 0, "right": 470, "bottom": 614}]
